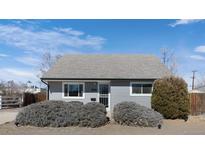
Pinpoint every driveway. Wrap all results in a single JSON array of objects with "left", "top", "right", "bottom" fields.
[{"left": 0, "top": 108, "right": 20, "bottom": 124}]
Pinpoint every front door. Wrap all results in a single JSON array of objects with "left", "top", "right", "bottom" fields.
[{"left": 99, "top": 83, "right": 109, "bottom": 108}]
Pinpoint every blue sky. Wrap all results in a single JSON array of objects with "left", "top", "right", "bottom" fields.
[{"left": 0, "top": 19, "right": 205, "bottom": 88}]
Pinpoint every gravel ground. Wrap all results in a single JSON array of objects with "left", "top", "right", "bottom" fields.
[
  {"left": 1, "top": 116, "right": 205, "bottom": 135},
  {"left": 1, "top": 108, "right": 205, "bottom": 135}
]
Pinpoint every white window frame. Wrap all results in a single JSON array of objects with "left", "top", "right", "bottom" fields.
[
  {"left": 62, "top": 82, "right": 85, "bottom": 99},
  {"left": 130, "top": 82, "right": 153, "bottom": 96}
]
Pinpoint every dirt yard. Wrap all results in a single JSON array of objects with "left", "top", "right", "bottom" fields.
[{"left": 1, "top": 113, "right": 205, "bottom": 135}]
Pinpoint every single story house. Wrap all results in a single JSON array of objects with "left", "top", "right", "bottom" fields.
[
  {"left": 25, "top": 85, "right": 41, "bottom": 94},
  {"left": 41, "top": 54, "right": 171, "bottom": 111}
]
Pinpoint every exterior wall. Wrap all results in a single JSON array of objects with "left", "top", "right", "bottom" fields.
[
  {"left": 48, "top": 79, "right": 155, "bottom": 112},
  {"left": 48, "top": 81, "right": 99, "bottom": 103},
  {"left": 110, "top": 79, "right": 155, "bottom": 111}
]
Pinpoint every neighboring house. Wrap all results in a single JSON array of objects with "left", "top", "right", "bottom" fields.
[
  {"left": 25, "top": 85, "right": 41, "bottom": 94},
  {"left": 41, "top": 54, "right": 171, "bottom": 111},
  {"left": 191, "top": 85, "right": 205, "bottom": 93}
]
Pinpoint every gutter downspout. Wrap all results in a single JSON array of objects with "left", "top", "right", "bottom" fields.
[{"left": 41, "top": 79, "right": 49, "bottom": 100}]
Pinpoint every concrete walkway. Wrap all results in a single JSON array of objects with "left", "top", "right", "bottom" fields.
[{"left": 0, "top": 108, "right": 20, "bottom": 124}]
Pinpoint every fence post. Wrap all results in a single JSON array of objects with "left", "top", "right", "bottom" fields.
[
  {"left": 20, "top": 94, "right": 24, "bottom": 107},
  {"left": 0, "top": 95, "right": 2, "bottom": 109}
]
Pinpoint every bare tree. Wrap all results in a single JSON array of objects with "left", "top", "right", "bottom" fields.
[
  {"left": 169, "top": 53, "right": 178, "bottom": 75},
  {"left": 0, "top": 80, "right": 27, "bottom": 95},
  {"left": 200, "top": 78, "right": 205, "bottom": 86},
  {"left": 38, "top": 52, "right": 62, "bottom": 78},
  {"left": 0, "top": 80, "right": 6, "bottom": 94},
  {"left": 160, "top": 47, "right": 178, "bottom": 75},
  {"left": 161, "top": 47, "right": 170, "bottom": 65},
  {"left": 196, "top": 74, "right": 205, "bottom": 88}
]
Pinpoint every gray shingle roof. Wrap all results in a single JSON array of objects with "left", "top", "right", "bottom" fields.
[{"left": 42, "top": 54, "right": 171, "bottom": 80}]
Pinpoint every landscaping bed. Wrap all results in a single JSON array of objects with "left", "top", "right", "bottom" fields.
[{"left": 1, "top": 117, "right": 205, "bottom": 135}]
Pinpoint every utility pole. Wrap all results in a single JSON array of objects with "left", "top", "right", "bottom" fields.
[
  {"left": 161, "top": 48, "right": 168, "bottom": 65},
  {"left": 191, "top": 70, "right": 197, "bottom": 90}
]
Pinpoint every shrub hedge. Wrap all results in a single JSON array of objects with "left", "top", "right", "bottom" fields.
[
  {"left": 68, "top": 101, "right": 83, "bottom": 107},
  {"left": 113, "top": 102, "right": 163, "bottom": 127},
  {"left": 15, "top": 101, "right": 108, "bottom": 128},
  {"left": 151, "top": 76, "right": 190, "bottom": 120},
  {"left": 79, "top": 102, "right": 109, "bottom": 128},
  {"left": 15, "top": 101, "right": 83, "bottom": 127}
]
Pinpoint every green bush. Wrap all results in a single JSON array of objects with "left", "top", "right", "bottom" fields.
[
  {"left": 15, "top": 101, "right": 108, "bottom": 128},
  {"left": 113, "top": 102, "right": 163, "bottom": 127},
  {"left": 151, "top": 76, "right": 189, "bottom": 120},
  {"left": 79, "top": 102, "right": 109, "bottom": 128},
  {"left": 15, "top": 101, "right": 83, "bottom": 127}
]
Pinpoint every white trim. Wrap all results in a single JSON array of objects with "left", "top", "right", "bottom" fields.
[
  {"left": 62, "top": 82, "right": 85, "bottom": 99},
  {"left": 98, "top": 82, "right": 111, "bottom": 111},
  {"left": 130, "top": 81, "right": 153, "bottom": 97}
]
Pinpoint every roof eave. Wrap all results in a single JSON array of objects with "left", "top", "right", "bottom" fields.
[{"left": 41, "top": 77, "right": 159, "bottom": 81}]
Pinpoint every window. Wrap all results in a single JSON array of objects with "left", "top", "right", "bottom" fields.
[
  {"left": 142, "top": 84, "right": 152, "bottom": 94},
  {"left": 130, "top": 82, "right": 152, "bottom": 95},
  {"left": 132, "top": 84, "right": 141, "bottom": 94},
  {"left": 86, "top": 82, "right": 98, "bottom": 92},
  {"left": 63, "top": 83, "right": 84, "bottom": 98}
]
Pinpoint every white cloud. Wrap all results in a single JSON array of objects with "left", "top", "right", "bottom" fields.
[
  {"left": 169, "top": 19, "right": 203, "bottom": 27},
  {"left": 0, "top": 53, "right": 8, "bottom": 57},
  {"left": 190, "top": 55, "right": 205, "bottom": 60},
  {"left": 0, "top": 25, "right": 105, "bottom": 54},
  {"left": 0, "top": 68, "right": 37, "bottom": 82},
  {"left": 194, "top": 45, "right": 205, "bottom": 53},
  {"left": 15, "top": 56, "right": 40, "bottom": 66},
  {"left": 54, "top": 27, "right": 84, "bottom": 36}
]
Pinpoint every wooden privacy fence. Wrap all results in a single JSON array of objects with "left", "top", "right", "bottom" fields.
[
  {"left": 0, "top": 95, "right": 22, "bottom": 109},
  {"left": 189, "top": 93, "right": 205, "bottom": 115},
  {"left": 22, "top": 92, "right": 46, "bottom": 106},
  {"left": 0, "top": 92, "right": 46, "bottom": 109}
]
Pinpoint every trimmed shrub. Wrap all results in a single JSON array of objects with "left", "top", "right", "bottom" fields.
[
  {"left": 113, "top": 102, "right": 163, "bottom": 127},
  {"left": 68, "top": 101, "right": 83, "bottom": 107},
  {"left": 15, "top": 100, "right": 83, "bottom": 127},
  {"left": 15, "top": 101, "right": 109, "bottom": 128},
  {"left": 151, "top": 76, "right": 190, "bottom": 120},
  {"left": 79, "top": 102, "right": 109, "bottom": 128}
]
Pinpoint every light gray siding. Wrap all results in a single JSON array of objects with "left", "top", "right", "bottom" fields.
[
  {"left": 48, "top": 79, "right": 155, "bottom": 112},
  {"left": 48, "top": 81, "right": 99, "bottom": 103},
  {"left": 110, "top": 80, "right": 154, "bottom": 111}
]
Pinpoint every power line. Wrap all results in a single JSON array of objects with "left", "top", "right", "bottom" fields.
[{"left": 160, "top": 47, "right": 169, "bottom": 65}]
